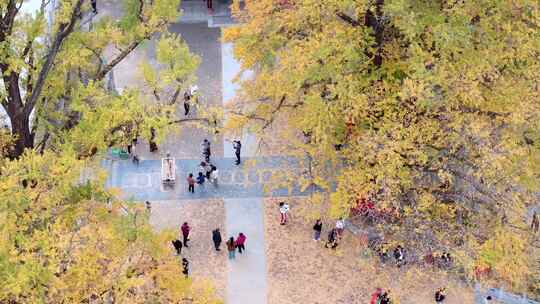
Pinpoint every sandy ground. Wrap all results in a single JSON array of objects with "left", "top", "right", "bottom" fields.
[
  {"left": 149, "top": 199, "right": 227, "bottom": 300},
  {"left": 263, "top": 197, "right": 474, "bottom": 304}
]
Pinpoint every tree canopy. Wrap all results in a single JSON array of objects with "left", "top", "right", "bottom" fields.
[
  {"left": 0, "top": 0, "right": 220, "bottom": 302},
  {"left": 224, "top": 0, "right": 540, "bottom": 296}
]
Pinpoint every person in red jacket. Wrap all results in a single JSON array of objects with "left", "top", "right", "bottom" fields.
[
  {"left": 370, "top": 288, "right": 382, "bottom": 304},
  {"left": 236, "top": 232, "right": 247, "bottom": 254},
  {"left": 181, "top": 222, "right": 191, "bottom": 247}
]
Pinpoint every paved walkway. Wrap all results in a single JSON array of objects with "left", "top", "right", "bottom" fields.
[
  {"left": 225, "top": 198, "right": 267, "bottom": 304},
  {"left": 109, "top": 20, "right": 269, "bottom": 304}
]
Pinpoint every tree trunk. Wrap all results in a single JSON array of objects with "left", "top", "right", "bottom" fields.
[{"left": 8, "top": 109, "right": 34, "bottom": 158}]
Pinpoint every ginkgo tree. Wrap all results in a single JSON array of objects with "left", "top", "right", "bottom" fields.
[
  {"left": 224, "top": 0, "right": 540, "bottom": 297},
  {"left": 0, "top": 0, "right": 221, "bottom": 303}
]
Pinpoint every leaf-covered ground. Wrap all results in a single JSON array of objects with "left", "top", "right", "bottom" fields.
[
  {"left": 263, "top": 197, "right": 474, "bottom": 304},
  {"left": 149, "top": 199, "right": 227, "bottom": 300}
]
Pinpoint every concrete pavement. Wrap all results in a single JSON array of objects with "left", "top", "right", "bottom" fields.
[{"left": 225, "top": 198, "right": 267, "bottom": 304}]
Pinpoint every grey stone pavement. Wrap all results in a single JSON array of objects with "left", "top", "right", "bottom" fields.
[{"left": 97, "top": 2, "right": 539, "bottom": 303}]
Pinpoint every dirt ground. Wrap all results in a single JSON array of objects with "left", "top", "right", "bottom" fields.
[
  {"left": 263, "top": 197, "right": 475, "bottom": 304},
  {"left": 149, "top": 199, "right": 227, "bottom": 300}
]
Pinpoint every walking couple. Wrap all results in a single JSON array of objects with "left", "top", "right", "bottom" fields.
[{"left": 226, "top": 233, "right": 247, "bottom": 260}]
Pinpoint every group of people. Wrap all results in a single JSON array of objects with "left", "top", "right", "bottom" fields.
[
  {"left": 211, "top": 228, "right": 248, "bottom": 259},
  {"left": 186, "top": 139, "right": 242, "bottom": 193},
  {"left": 225, "top": 233, "right": 247, "bottom": 260},
  {"left": 310, "top": 218, "right": 345, "bottom": 250},
  {"left": 171, "top": 224, "right": 248, "bottom": 274},
  {"left": 370, "top": 288, "right": 392, "bottom": 304},
  {"left": 171, "top": 222, "right": 192, "bottom": 277}
]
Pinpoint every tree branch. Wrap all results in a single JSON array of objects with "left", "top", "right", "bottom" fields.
[
  {"left": 168, "top": 117, "right": 209, "bottom": 125},
  {"left": 24, "top": 0, "right": 84, "bottom": 116},
  {"left": 336, "top": 12, "right": 361, "bottom": 27},
  {"left": 96, "top": 40, "right": 143, "bottom": 80}
]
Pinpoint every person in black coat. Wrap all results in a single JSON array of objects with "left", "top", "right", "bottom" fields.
[
  {"left": 212, "top": 228, "right": 222, "bottom": 251},
  {"left": 182, "top": 258, "right": 189, "bottom": 278},
  {"left": 171, "top": 239, "right": 182, "bottom": 255}
]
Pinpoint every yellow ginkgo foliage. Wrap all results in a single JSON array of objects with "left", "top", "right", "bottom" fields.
[{"left": 224, "top": 0, "right": 540, "bottom": 296}]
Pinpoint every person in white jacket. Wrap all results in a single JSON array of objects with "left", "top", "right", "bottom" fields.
[
  {"left": 279, "top": 202, "right": 290, "bottom": 225},
  {"left": 210, "top": 165, "right": 218, "bottom": 187},
  {"left": 335, "top": 218, "right": 345, "bottom": 238}
]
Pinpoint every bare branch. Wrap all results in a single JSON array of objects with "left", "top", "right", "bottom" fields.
[
  {"left": 169, "top": 87, "right": 181, "bottom": 105},
  {"left": 96, "top": 40, "right": 143, "bottom": 80},
  {"left": 336, "top": 12, "right": 361, "bottom": 27},
  {"left": 168, "top": 117, "right": 209, "bottom": 125}
]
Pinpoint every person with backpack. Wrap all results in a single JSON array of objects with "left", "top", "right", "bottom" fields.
[
  {"left": 181, "top": 222, "right": 191, "bottom": 247},
  {"left": 313, "top": 219, "right": 323, "bottom": 241},
  {"left": 187, "top": 173, "right": 195, "bottom": 193},
  {"left": 236, "top": 233, "right": 247, "bottom": 254},
  {"left": 212, "top": 228, "right": 222, "bottom": 251},
  {"left": 226, "top": 237, "right": 236, "bottom": 260},
  {"left": 435, "top": 287, "right": 446, "bottom": 303},
  {"left": 233, "top": 140, "right": 242, "bottom": 165}
]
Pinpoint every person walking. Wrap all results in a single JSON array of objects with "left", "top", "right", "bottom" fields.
[
  {"left": 394, "top": 245, "right": 405, "bottom": 267},
  {"left": 145, "top": 201, "right": 152, "bottom": 213},
  {"left": 90, "top": 0, "right": 97, "bottom": 13},
  {"left": 201, "top": 139, "right": 211, "bottom": 162},
  {"left": 182, "top": 258, "right": 189, "bottom": 278},
  {"left": 212, "top": 228, "right": 222, "bottom": 251},
  {"left": 370, "top": 288, "right": 383, "bottom": 304},
  {"left": 210, "top": 165, "right": 218, "bottom": 187},
  {"left": 226, "top": 237, "right": 236, "bottom": 260},
  {"left": 183, "top": 91, "right": 191, "bottom": 116},
  {"left": 279, "top": 201, "right": 290, "bottom": 225},
  {"left": 196, "top": 172, "right": 205, "bottom": 189},
  {"left": 313, "top": 219, "right": 323, "bottom": 241},
  {"left": 181, "top": 222, "right": 191, "bottom": 247},
  {"left": 379, "top": 291, "right": 392, "bottom": 304},
  {"left": 149, "top": 127, "right": 158, "bottom": 152},
  {"left": 187, "top": 173, "right": 195, "bottom": 193},
  {"left": 435, "top": 287, "right": 446, "bottom": 303},
  {"left": 204, "top": 162, "right": 213, "bottom": 179},
  {"left": 325, "top": 228, "right": 338, "bottom": 249},
  {"left": 233, "top": 140, "right": 242, "bottom": 165},
  {"left": 531, "top": 211, "right": 539, "bottom": 234},
  {"left": 335, "top": 217, "right": 345, "bottom": 238},
  {"left": 236, "top": 233, "right": 247, "bottom": 254},
  {"left": 171, "top": 239, "right": 182, "bottom": 255}
]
